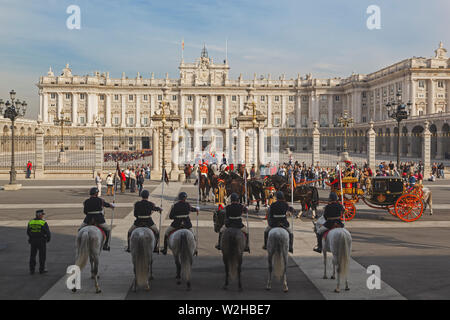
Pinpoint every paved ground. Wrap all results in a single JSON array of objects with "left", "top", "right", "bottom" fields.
[{"left": 0, "top": 178, "right": 449, "bottom": 300}]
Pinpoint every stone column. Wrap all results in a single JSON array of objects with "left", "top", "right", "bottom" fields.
[
  {"left": 135, "top": 94, "right": 141, "bottom": 127},
  {"left": 170, "top": 128, "right": 181, "bottom": 180},
  {"left": 427, "top": 79, "right": 435, "bottom": 115},
  {"left": 224, "top": 95, "right": 230, "bottom": 127},
  {"left": 328, "top": 95, "right": 333, "bottom": 127},
  {"left": 152, "top": 128, "right": 161, "bottom": 175},
  {"left": 259, "top": 127, "right": 265, "bottom": 166},
  {"left": 194, "top": 95, "right": 200, "bottom": 123},
  {"left": 105, "top": 94, "right": 111, "bottom": 127},
  {"left": 43, "top": 93, "right": 49, "bottom": 123},
  {"left": 296, "top": 94, "right": 302, "bottom": 129},
  {"left": 121, "top": 94, "right": 126, "bottom": 127},
  {"left": 312, "top": 121, "right": 320, "bottom": 166},
  {"left": 367, "top": 121, "right": 376, "bottom": 171},
  {"left": 410, "top": 78, "right": 417, "bottom": 116},
  {"left": 34, "top": 125, "right": 45, "bottom": 178},
  {"left": 267, "top": 95, "right": 272, "bottom": 128},
  {"left": 209, "top": 94, "right": 216, "bottom": 125},
  {"left": 193, "top": 121, "right": 201, "bottom": 156},
  {"left": 238, "top": 128, "right": 246, "bottom": 164},
  {"left": 423, "top": 121, "right": 431, "bottom": 176},
  {"left": 57, "top": 93, "right": 63, "bottom": 119},
  {"left": 94, "top": 128, "right": 103, "bottom": 174},
  {"left": 281, "top": 95, "right": 287, "bottom": 128},
  {"left": 180, "top": 94, "right": 185, "bottom": 127},
  {"left": 38, "top": 92, "right": 43, "bottom": 121},
  {"left": 72, "top": 93, "right": 78, "bottom": 126},
  {"left": 225, "top": 128, "right": 231, "bottom": 163},
  {"left": 239, "top": 95, "right": 245, "bottom": 113}
]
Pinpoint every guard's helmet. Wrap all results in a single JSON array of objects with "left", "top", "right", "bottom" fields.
[
  {"left": 328, "top": 192, "right": 338, "bottom": 202},
  {"left": 141, "top": 189, "right": 150, "bottom": 199},
  {"left": 276, "top": 191, "right": 284, "bottom": 200},
  {"left": 178, "top": 192, "right": 188, "bottom": 201},
  {"left": 230, "top": 193, "right": 239, "bottom": 202},
  {"left": 90, "top": 187, "right": 99, "bottom": 195}
]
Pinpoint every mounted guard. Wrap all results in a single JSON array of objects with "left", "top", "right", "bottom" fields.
[
  {"left": 263, "top": 191, "right": 294, "bottom": 253},
  {"left": 79, "top": 187, "right": 115, "bottom": 251}
]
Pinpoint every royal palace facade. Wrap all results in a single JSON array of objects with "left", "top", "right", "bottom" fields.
[{"left": 1, "top": 43, "right": 450, "bottom": 176}]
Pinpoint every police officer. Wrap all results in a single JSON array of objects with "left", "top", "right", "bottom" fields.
[
  {"left": 262, "top": 191, "right": 294, "bottom": 253},
  {"left": 161, "top": 192, "right": 199, "bottom": 255},
  {"left": 313, "top": 192, "right": 344, "bottom": 253},
  {"left": 79, "top": 187, "right": 115, "bottom": 251},
  {"left": 27, "top": 209, "right": 51, "bottom": 274},
  {"left": 215, "top": 193, "right": 250, "bottom": 252},
  {"left": 125, "top": 189, "right": 162, "bottom": 253}
]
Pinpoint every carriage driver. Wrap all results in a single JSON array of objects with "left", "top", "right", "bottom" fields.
[
  {"left": 125, "top": 189, "right": 162, "bottom": 253},
  {"left": 79, "top": 187, "right": 115, "bottom": 251},
  {"left": 313, "top": 192, "right": 344, "bottom": 253},
  {"left": 161, "top": 192, "right": 199, "bottom": 255},
  {"left": 262, "top": 191, "right": 294, "bottom": 253},
  {"left": 215, "top": 193, "right": 250, "bottom": 252}
]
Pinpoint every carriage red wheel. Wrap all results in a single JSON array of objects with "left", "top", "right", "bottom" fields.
[
  {"left": 395, "top": 194, "right": 423, "bottom": 222},
  {"left": 341, "top": 200, "right": 356, "bottom": 221}
]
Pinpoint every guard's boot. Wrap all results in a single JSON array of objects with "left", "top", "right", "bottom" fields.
[
  {"left": 103, "top": 230, "right": 111, "bottom": 251},
  {"left": 194, "top": 179, "right": 198, "bottom": 186},
  {"left": 244, "top": 233, "right": 250, "bottom": 253},
  {"left": 262, "top": 230, "right": 268, "bottom": 250},
  {"left": 313, "top": 232, "right": 322, "bottom": 253},
  {"left": 125, "top": 231, "right": 131, "bottom": 252},
  {"left": 289, "top": 233, "right": 294, "bottom": 253},
  {"left": 153, "top": 233, "right": 160, "bottom": 253},
  {"left": 161, "top": 234, "right": 169, "bottom": 255},
  {"left": 215, "top": 232, "right": 222, "bottom": 250}
]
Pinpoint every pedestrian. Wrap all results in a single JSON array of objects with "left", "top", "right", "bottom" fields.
[
  {"left": 26, "top": 160, "right": 32, "bottom": 179},
  {"left": 125, "top": 167, "right": 130, "bottom": 189},
  {"left": 137, "top": 170, "right": 145, "bottom": 196},
  {"left": 120, "top": 170, "right": 126, "bottom": 193},
  {"left": 106, "top": 173, "right": 114, "bottom": 196},
  {"left": 27, "top": 209, "right": 51, "bottom": 274},
  {"left": 130, "top": 169, "right": 136, "bottom": 193},
  {"left": 95, "top": 172, "right": 102, "bottom": 196}
]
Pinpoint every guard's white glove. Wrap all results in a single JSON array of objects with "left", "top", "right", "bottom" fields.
[{"left": 111, "top": 203, "right": 116, "bottom": 208}]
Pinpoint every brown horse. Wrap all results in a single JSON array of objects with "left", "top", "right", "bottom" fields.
[{"left": 184, "top": 164, "right": 193, "bottom": 183}]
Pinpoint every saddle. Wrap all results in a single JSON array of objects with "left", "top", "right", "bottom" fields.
[
  {"left": 168, "top": 226, "right": 189, "bottom": 237},
  {"left": 322, "top": 223, "right": 343, "bottom": 241},
  {"left": 85, "top": 222, "right": 107, "bottom": 241}
]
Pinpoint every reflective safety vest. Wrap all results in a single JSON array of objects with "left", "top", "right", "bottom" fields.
[{"left": 28, "top": 219, "right": 46, "bottom": 233}]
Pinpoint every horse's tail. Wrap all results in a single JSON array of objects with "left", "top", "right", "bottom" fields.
[
  {"left": 133, "top": 230, "right": 151, "bottom": 287},
  {"left": 311, "top": 186, "right": 319, "bottom": 207},
  {"left": 180, "top": 232, "right": 193, "bottom": 282},
  {"left": 338, "top": 231, "right": 351, "bottom": 280},
  {"left": 272, "top": 231, "right": 287, "bottom": 280},
  {"left": 75, "top": 229, "right": 90, "bottom": 270},
  {"left": 225, "top": 231, "right": 241, "bottom": 280}
]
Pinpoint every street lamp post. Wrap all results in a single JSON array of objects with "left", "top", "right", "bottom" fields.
[
  {"left": 337, "top": 110, "right": 353, "bottom": 162},
  {"left": 0, "top": 90, "right": 27, "bottom": 187},
  {"left": 386, "top": 91, "right": 412, "bottom": 169},
  {"left": 54, "top": 111, "right": 71, "bottom": 163}
]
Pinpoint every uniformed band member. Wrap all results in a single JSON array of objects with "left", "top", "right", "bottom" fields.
[
  {"left": 161, "top": 192, "right": 199, "bottom": 255},
  {"left": 262, "top": 191, "right": 294, "bottom": 253},
  {"left": 313, "top": 192, "right": 345, "bottom": 253},
  {"left": 27, "top": 209, "right": 51, "bottom": 274},
  {"left": 79, "top": 187, "right": 115, "bottom": 251},
  {"left": 215, "top": 193, "right": 250, "bottom": 252},
  {"left": 125, "top": 189, "right": 162, "bottom": 253}
]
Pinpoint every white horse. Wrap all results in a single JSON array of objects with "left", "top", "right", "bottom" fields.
[
  {"left": 130, "top": 227, "right": 155, "bottom": 292},
  {"left": 314, "top": 216, "right": 352, "bottom": 293},
  {"left": 169, "top": 229, "right": 196, "bottom": 291},
  {"left": 266, "top": 227, "right": 289, "bottom": 292},
  {"left": 422, "top": 187, "right": 433, "bottom": 215},
  {"left": 74, "top": 226, "right": 104, "bottom": 293}
]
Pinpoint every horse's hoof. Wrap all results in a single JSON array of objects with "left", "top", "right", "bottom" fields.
[
  {"left": 145, "top": 286, "right": 150, "bottom": 291},
  {"left": 72, "top": 288, "right": 77, "bottom": 293},
  {"left": 345, "top": 287, "right": 350, "bottom": 291},
  {"left": 266, "top": 286, "right": 271, "bottom": 291},
  {"left": 96, "top": 289, "right": 102, "bottom": 294},
  {"left": 283, "top": 288, "right": 289, "bottom": 293},
  {"left": 331, "top": 276, "right": 335, "bottom": 280},
  {"left": 334, "top": 289, "right": 340, "bottom": 293}
]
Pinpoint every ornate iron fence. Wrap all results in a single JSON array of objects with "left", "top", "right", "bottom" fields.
[
  {"left": 43, "top": 136, "right": 96, "bottom": 170},
  {"left": 0, "top": 135, "right": 36, "bottom": 171}
]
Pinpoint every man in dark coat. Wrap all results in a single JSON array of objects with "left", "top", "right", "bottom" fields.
[{"left": 27, "top": 210, "right": 51, "bottom": 274}]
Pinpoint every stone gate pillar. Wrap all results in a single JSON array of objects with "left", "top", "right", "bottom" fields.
[
  {"left": 94, "top": 128, "right": 103, "bottom": 174},
  {"left": 35, "top": 124, "right": 44, "bottom": 178},
  {"left": 312, "top": 121, "right": 320, "bottom": 166},
  {"left": 367, "top": 121, "right": 376, "bottom": 171},
  {"left": 423, "top": 121, "right": 431, "bottom": 176}
]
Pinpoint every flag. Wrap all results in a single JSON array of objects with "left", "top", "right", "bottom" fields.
[{"left": 182, "top": 39, "right": 184, "bottom": 50}]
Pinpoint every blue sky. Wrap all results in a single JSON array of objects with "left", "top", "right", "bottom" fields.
[{"left": 0, "top": 0, "right": 448, "bottom": 119}]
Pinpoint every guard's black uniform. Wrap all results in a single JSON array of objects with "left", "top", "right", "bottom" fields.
[
  {"left": 133, "top": 200, "right": 161, "bottom": 228},
  {"left": 323, "top": 202, "right": 344, "bottom": 229},
  {"left": 169, "top": 200, "right": 197, "bottom": 229},
  {"left": 225, "top": 203, "right": 247, "bottom": 229},
  {"left": 82, "top": 197, "right": 113, "bottom": 225},
  {"left": 267, "top": 201, "right": 292, "bottom": 229},
  {"left": 27, "top": 219, "right": 51, "bottom": 273}
]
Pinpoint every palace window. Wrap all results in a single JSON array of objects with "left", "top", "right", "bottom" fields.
[
  {"left": 158, "top": 95, "right": 162, "bottom": 101},
  {"left": 302, "top": 96, "right": 307, "bottom": 102},
  {"left": 187, "top": 95, "right": 193, "bottom": 101},
  {"left": 114, "top": 94, "right": 119, "bottom": 101},
  {"left": 321, "top": 95, "right": 327, "bottom": 101},
  {"left": 289, "top": 96, "right": 294, "bottom": 102},
  {"left": 114, "top": 117, "right": 119, "bottom": 125},
  {"left": 232, "top": 118, "right": 237, "bottom": 126},
  {"left": 418, "top": 80, "right": 425, "bottom": 88},
  {"left": 100, "top": 95, "right": 105, "bottom": 101},
  {"left": 438, "top": 80, "right": 444, "bottom": 88},
  {"left": 80, "top": 93, "right": 85, "bottom": 100},
  {"left": 217, "top": 117, "right": 222, "bottom": 125},
  {"left": 143, "top": 95, "right": 148, "bottom": 101},
  {"left": 79, "top": 116, "right": 85, "bottom": 124},
  {"left": 50, "top": 93, "right": 56, "bottom": 99},
  {"left": 232, "top": 96, "right": 237, "bottom": 101},
  {"left": 128, "top": 117, "right": 134, "bottom": 126},
  {"left": 143, "top": 117, "right": 148, "bottom": 125},
  {"left": 172, "top": 95, "right": 177, "bottom": 101},
  {"left": 275, "top": 96, "right": 280, "bottom": 102},
  {"left": 187, "top": 117, "right": 193, "bottom": 125},
  {"left": 274, "top": 117, "right": 280, "bottom": 126},
  {"left": 217, "top": 96, "right": 222, "bottom": 102},
  {"left": 335, "top": 95, "right": 340, "bottom": 101},
  {"left": 65, "top": 93, "right": 71, "bottom": 100},
  {"left": 261, "top": 96, "right": 265, "bottom": 102},
  {"left": 202, "top": 118, "right": 207, "bottom": 125},
  {"left": 129, "top": 95, "right": 134, "bottom": 101}
]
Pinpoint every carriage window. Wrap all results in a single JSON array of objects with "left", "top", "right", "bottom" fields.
[{"left": 374, "top": 181, "right": 387, "bottom": 192}]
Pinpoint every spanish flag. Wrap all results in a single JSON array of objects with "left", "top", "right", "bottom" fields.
[{"left": 182, "top": 39, "right": 184, "bottom": 50}]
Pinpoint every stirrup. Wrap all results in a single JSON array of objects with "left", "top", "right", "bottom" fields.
[
  {"left": 313, "top": 247, "right": 322, "bottom": 253},
  {"left": 103, "top": 245, "right": 110, "bottom": 251},
  {"left": 161, "top": 248, "right": 167, "bottom": 255},
  {"left": 125, "top": 247, "right": 130, "bottom": 253},
  {"left": 215, "top": 244, "right": 221, "bottom": 250}
]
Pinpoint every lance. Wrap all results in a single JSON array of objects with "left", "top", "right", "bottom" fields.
[
  {"left": 196, "top": 163, "right": 200, "bottom": 251},
  {"left": 338, "top": 164, "right": 345, "bottom": 223},
  {"left": 108, "top": 161, "right": 119, "bottom": 249},
  {"left": 244, "top": 164, "right": 249, "bottom": 237},
  {"left": 291, "top": 168, "right": 294, "bottom": 232},
  {"left": 159, "top": 167, "right": 165, "bottom": 252}
]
